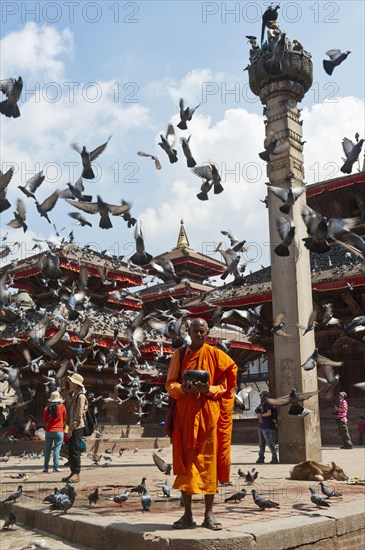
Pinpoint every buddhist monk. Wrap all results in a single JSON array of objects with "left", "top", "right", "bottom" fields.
[{"left": 166, "top": 318, "right": 238, "bottom": 530}]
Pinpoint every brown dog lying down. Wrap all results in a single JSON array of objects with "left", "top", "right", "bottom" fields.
[{"left": 289, "top": 460, "right": 349, "bottom": 481}]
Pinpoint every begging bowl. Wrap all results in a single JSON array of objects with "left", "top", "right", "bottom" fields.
[{"left": 183, "top": 370, "right": 209, "bottom": 384}]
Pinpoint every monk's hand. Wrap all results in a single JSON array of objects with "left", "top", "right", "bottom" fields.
[
  {"left": 195, "top": 381, "right": 210, "bottom": 394},
  {"left": 182, "top": 381, "right": 197, "bottom": 393}
]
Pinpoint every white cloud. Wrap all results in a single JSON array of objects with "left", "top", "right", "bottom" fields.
[{"left": 1, "top": 22, "right": 73, "bottom": 81}]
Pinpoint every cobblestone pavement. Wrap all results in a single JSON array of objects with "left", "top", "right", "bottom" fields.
[{"left": 0, "top": 442, "right": 364, "bottom": 546}]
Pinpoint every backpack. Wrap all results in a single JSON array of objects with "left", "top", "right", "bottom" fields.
[{"left": 76, "top": 394, "right": 97, "bottom": 437}]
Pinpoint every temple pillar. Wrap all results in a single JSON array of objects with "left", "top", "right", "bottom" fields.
[{"left": 248, "top": 36, "right": 322, "bottom": 462}]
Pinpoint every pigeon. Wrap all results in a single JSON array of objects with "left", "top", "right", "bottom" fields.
[
  {"left": 106, "top": 489, "right": 130, "bottom": 505},
  {"left": 7, "top": 199, "right": 27, "bottom": 232},
  {"left": 137, "top": 151, "right": 161, "bottom": 170},
  {"left": 130, "top": 477, "right": 147, "bottom": 494},
  {"left": 193, "top": 163, "right": 223, "bottom": 198},
  {"left": 177, "top": 98, "right": 201, "bottom": 130},
  {"left": 251, "top": 489, "right": 280, "bottom": 510},
  {"left": 271, "top": 312, "right": 288, "bottom": 337},
  {"left": 274, "top": 217, "right": 296, "bottom": 256},
  {"left": 149, "top": 259, "right": 181, "bottom": 283},
  {"left": 18, "top": 171, "right": 45, "bottom": 200},
  {"left": 60, "top": 176, "right": 92, "bottom": 202},
  {"left": 158, "top": 124, "right": 178, "bottom": 163},
  {"left": 162, "top": 480, "right": 171, "bottom": 497},
  {"left": 309, "top": 487, "right": 331, "bottom": 508},
  {"left": 301, "top": 349, "right": 343, "bottom": 371},
  {"left": 71, "top": 136, "right": 111, "bottom": 179},
  {"left": 68, "top": 211, "right": 92, "bottom": 227},
  {"left": 66, "top": 196, "right": 132, "bottom": 229},
  {"left": 269, "top": 186, "right": 305, "bottom": 214},
  {"left": 261, "top": 4, "right": 280, "bottom": 44},
  {"left": 267, "top": 388, "right": 319, "bottom": 416},
  {"left": 221, "top": 256, "right": 240, "bottom": 281},
  {"left": 323, "top": 50, "right": 351, "bottom": 75},
  {"left": 301, "top": 205, "right": 363, "bottom": 255},
  {"left": 87, "top": 486, "right": 100, "bottom": 506},
  {"left": 152, "top": 452, "right": 172, "bottom": 475},
  {"left": 141, "top": 487, "right": 152, "bottom": 511},
  {"left": 264, "top": 32, "right": 286, "bottom": 76},
  {"left": 0, "top": 76, "right": 23, "bottom": 118},
  {"left": 343, "top": 315, "right": 365, "bottom": 334},
  {"left": 224, "top": 490, "right": 247, "bottom": 503},
  {"left": 319, "top": 481, "right": 342, "bottom": 498},
  {"left": 35, "top": 190, "right": 60, "bottom": 223},
  {"left": 180, "top": 136, "right": 196, "bottom": 168},
  {"left": 221, "top": 230, "right": 247, "bottom": 252},
  {"left": 20, "top": 540, "right": 50, "bottom": 549},
  {"left": 298, "top": 310, "right": 318, "bottom": 335},
  {"left": 238, "top": 468, "right": 258, "bottom": 484},
  {"left": 130, "top": 220, "right": 153, "bottom": 265},
  {"left": 259, "top": 138, "right": 279, "bottom": 161},
  {"left": 1, "top": 510, "right": 17, "bottom": 530},
  {"left": 1, "top": 484, "right": 22, "bottom": 503},
  {"left": 340, "top": 138, "right": 364, "bottom": 174},
  {"left": 0, "top": 167, "right": 15, "bottom": 213},
  {"left": 234, "top": 386, "right": 253, "bottom": 408},
  {"left": 48, "top": 490, "right": 76, "bottom": 513}
]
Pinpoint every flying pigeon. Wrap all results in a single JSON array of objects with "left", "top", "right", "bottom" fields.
[
  {"left": 267, "top": 388, "right": 319, "bottom": 416},
  {"left": 193, "top": 163, "right": 223, "bottom": 199},
  {"left": 158, "top": 124, "right": 178, "bottom": 163},
  {"left": 301, "top": 349, "right": 343, "bottom": 371},
  {"left": 269, "top": 186, "right": 305, "bottom": 214},
  {"left": 177, "top": 98, "right": 201, "bottom": 130},
  {"left": 66, "top": 196, "right": 132, "bottom": 229},
  {"left": 323, "top": 49, "right": 351, "bottom": 75},
  {"left": 340, "top": 137, "right": 364, "bottom": 174},
  {"left": 137, "top": 151, "right": 161, "bottom": 170},
  {"left": 274, "top": 217, "right": 296, "bottom": 256},
  {"left": 0, "top": 77, "right": 23, "bottom": 118},
  {"left": 7, "top": 199, "right": 27, "bottom": 232},
  {"left": 0, "top": 167, "right": 15, "bottom": 213},
  {"left": 71, "top": 136, "right": 111, "bottom": 179},
  {"left": 152, "top": 452, "right": 172, "bottom": 475}
]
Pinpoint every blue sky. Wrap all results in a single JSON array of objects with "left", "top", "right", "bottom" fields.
[{"left": 1, "top": 1, "right": 364, "bottom": 275}]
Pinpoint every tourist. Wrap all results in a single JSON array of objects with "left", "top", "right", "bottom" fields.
[
  {"left": 61, "top": 373, "right": 88, "bottom": 483},
  {"left": 43, "top": 391, "right": 66, "bottom": 473},
  {"left": 357, "top": 415, "right": 365, "bottom": 446},
  {"left": 335, "top": 392, "right": 353, "bottom": 449},
  {"left": 166, "top": 318, "right": 237, "bottom": 531},
  {"left": 255, "top": 390, "right": 279, "bottom": 464}
]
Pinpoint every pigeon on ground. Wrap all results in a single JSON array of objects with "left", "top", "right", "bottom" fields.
[
  {"left": 224, "top": 490, "right": 247, "bottom": 503},
  {"left": 239, "top": 468, "right": 258, "bottom": 484},
  {"left": 71, "top": 136, "right": 111, "bottom": 179},
  {"left": 177, "top": 98, "right": 201, "bottom": 130},
  {"left": 251, "top": 489, "right": 280, "bottom": 510},
  {"left": 152, "top": 452, "right": 172, "bottom": 475},
  {"left": 106, "top": 490, "right": 130, "bottom": 505},
  {"left": 7, "top": 199, "right": 27, "bottom": 232},
  {"left": 319, "top": 481, "right": 342, "bottom": 498},
  {"left": 274, "top": 217, "right": 296, "bottom": 256},
  {"left": 137, "top": 151, "right": 161, "bottom": 170},
  {"left": 264, "top": 32, "right": 286, "bottom": 76},
  {"left": 1, "top": 510, "right": 17, "bottom": 529},
  {"left": 130, "top": 477, "right": 147, "bottom": 494},
  {"left": 87, "top": 487, "right": 100, "bottom": 506},
  {"left": 0, "top": 76, "right": 23, "bottom": 118},
  {"left": 162, "top": 480, "right": 171, "bottom": 497},
  {"left": 158, "top": 124, "right": 178, "bottom": 163},
  {"left": 309, "top": 487, "right": 331, "bottom": 508},
  {"left": 141, "top": 487, "right": 152, "bottom": 511},
  {"left": 340, "top": 137, "right": 364, "bottom": 174},
  {"left": 0, "top": 167, "right": 15, "bottom": 213},
  {"left": 1, "top": 484, "right": 23, "bottom": 503},
  {"left": 323, "top": 50, "right": 351, "bottom": 75}
]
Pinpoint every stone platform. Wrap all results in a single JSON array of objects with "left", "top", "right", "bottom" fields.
[{"left": 1, "top": 444, "right": 364, "bottom": 550}]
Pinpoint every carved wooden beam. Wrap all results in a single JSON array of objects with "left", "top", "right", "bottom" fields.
[{"left": 340, "top": 291, "right": 364, "bottom": 316}]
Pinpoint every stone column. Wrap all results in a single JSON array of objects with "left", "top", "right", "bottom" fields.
[{"left": 249, "top": 47, "right": 322, "bottom": 462}]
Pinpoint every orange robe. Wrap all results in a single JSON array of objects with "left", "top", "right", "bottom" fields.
[{"left": 166, "top": 343, "right": 237, "bottom": 494}]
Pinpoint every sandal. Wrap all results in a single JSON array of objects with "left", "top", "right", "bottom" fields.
[
  {"left": 201, "top": 515, "right": 222, "bottom": 531},
  {"left": 172, "top": 515, "right": 196, "bottom": 529}
]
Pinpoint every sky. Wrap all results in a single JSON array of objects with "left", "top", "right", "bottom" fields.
[{"left": 1, "top": 0, "right": 364, "bottom": 280}]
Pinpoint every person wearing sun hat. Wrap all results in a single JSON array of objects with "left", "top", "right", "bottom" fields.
[
  {"left": 43, "top": 391, "right": 66, "bottom": 473},
  {"left": 335, "top": 391, "right": 353, "bottom": 449},
  {"left": 61, "top": 373, "right": 88, "bottom": 483}
]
